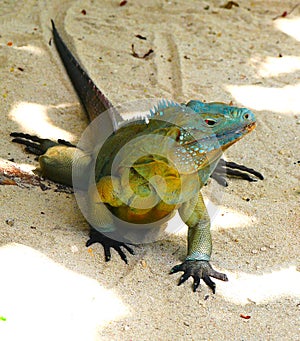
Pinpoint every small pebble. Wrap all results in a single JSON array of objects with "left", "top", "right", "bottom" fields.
[
  {"left": 260, "top": 246, "right": 267, "bottom": 252},
  {"left": 141, "top": 259, "right": 147, "bottom": 268},
  {"left": 5, "top": 218, "right": 14, "bottom": 227},
  {"left": 251, "top": 249, "right": 258, "bottom": 254},
  {"left": 71, "top": 245, "right": 79, "bottom": 253}
]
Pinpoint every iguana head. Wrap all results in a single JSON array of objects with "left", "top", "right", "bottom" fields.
[
  {"left": 150, "top": 99, "right": 256, "bottom": 174},
  {"left": 185, "top": 100, "right": 256, "bottom": 151}
]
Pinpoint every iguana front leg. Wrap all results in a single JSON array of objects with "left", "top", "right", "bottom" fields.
[
  {"left": 86, "top": 227, "right": 134, "bottom": 264},
  {"left": 85, "top": 174, "right": 142, "bottom": 263},
  {"left": 212, "top": 158, "right": 264, "bottom": 186},
  {"left": 82, "top": 182, "right": 136, "bottom": 263},
  {"left": 171, "top": 192, "right": 228, "bottom": 293}
]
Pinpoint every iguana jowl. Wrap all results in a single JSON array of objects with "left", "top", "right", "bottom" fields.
[{"left": 11, "top": 20, "right": 263, "bottom": 293}]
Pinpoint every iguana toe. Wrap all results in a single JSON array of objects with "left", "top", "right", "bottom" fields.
[
  {"left": 10, "top": 132, "right": 60, "bottom": 155},
  {"left": 86, "top": 227, "right": 135, "bottom": 264},
  {"left": 212, "top": 158, "right": 264, "bottom": 186},
  {"left": 170, "top": 260, "right": 228, "bottom": 293}
]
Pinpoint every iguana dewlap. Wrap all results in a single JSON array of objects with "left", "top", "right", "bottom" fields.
[{"left": 10, "top": 20, "right": 262, "bottom": 293}]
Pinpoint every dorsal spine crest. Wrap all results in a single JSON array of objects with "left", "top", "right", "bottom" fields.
[{"left": 150, "top": 99, "right": 182, "bottom": 116}]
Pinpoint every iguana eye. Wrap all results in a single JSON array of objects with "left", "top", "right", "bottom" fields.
[{"left": 205, "top": 119, "right": 216, "bottom": 126}]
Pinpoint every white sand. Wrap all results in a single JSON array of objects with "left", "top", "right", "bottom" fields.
[{"left": 0, "top": 1, "right": 299, "bottom": 340}]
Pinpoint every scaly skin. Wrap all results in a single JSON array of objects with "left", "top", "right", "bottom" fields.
[{"left": 10, "top": 20, "right": 263, "bottom": 293}]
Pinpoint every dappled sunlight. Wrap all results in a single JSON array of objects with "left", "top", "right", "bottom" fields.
[
  {"left": 274, "top": 16, "right": 300, "bottom": 42},
  {"left": 215, "top": 13, "right": 300, "bottom": 307},
  {"left": 164, "top": 211, "right": 300, "bottom": 306},
  {"left": 0, "top": 243, "right": 129, "bottom": 341},
  {"left": 14, "top": 44, "right": 45, "bottom": 56},
  {"left": 168, "top": 203, "right": 254, "bottom": 236},
  {"left": 227, "top": 83, "right": 300, "bottom": 114},
  {"left": 10, "top": 102, "right": 75, "bottom": 141},
  {"left": 252, "top": 55, "right": 300, "bottom": 78},
  {"left": 210, "top": 204, "right": 255, "bottom": 230},
  {"left": 0, "top": 157, "right": 35, "bottom": 172},
  {"left": 227, "top": 17, "right": 300, "bottom": 114},
  {"left": 218, "top": 266, "right": 300, "bottom": 305},
  {"left": 0, "top": 43, "right": 45, "bottom": 56}
]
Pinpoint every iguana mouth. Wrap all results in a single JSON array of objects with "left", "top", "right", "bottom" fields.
[
  {"left": 245, "top": 121, "right": 256, "bottom": 132},
  {"left": 218, "top": 121, "right": 256, "bottom": 139},
  {"left": 220, "top": 121, "right": 257, "bottom": 150}
]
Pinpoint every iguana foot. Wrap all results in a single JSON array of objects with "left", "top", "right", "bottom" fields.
[
  {"left": 10, "top": 132, "right": 76, "bottom": 155},
  {"left": 86, "top": 227, "right": 135, "bottom": 264},
  {"left": 211, "top": 158, "right": 264, "bottom": 187},
  {"left": 170, "top": 260, "right": 228, "bottom": 293}
]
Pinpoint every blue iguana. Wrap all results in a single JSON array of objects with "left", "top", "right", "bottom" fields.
[{"left": 10, "top": 20, "right": 263, "bottom": 293}]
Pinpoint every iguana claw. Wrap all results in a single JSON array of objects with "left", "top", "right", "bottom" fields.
[
  {"left": 211, "top": 158, "right": 264, "bottom": 186},
  {"left": 170, "top": 260, "right": 228, "bottom": 293},
  {"left": 10, "top": 132, "right": 76, "bottom": 155},
  {"left": 86, "top": 227, "right": 135, "bottom": 264}
]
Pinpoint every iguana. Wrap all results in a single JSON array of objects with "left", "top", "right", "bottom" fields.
[{"left": 10, "top": 20, "right": 263, "bottom": 293}]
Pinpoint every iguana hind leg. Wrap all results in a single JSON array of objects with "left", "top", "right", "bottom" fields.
[
  {"left": 10, "top": 132, "right": 90, "bottom": 186},
  {"left": 10, "top": 132, "right": 61, "bottom": 155}
]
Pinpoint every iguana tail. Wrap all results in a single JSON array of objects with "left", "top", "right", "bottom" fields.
[{"left": 51, "top": 20, "right": 116, "bottom": 125}]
